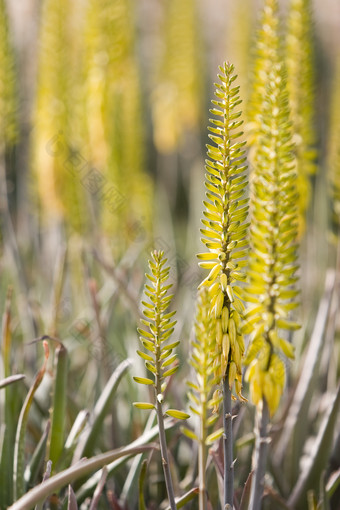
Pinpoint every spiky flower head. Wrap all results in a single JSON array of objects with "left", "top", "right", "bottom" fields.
[
  {"left": 197, "top": 62, "right": 249, "bottom": 403},
  {"left": 133, "top": 250, "right": 189, "bottom": 421},
  {"left": 244, "top": 61, "right": 300, "bottom": 416}
]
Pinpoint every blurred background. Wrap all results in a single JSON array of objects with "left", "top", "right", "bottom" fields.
[{"left": 0, "top": 0, "right": 340, "bottom": 508}]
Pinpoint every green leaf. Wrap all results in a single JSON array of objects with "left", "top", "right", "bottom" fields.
[
  {"left": 288, "top": 385, "right": 340, "bottom": 509},
  {"left": 9, "top": 443, "right": 157, "bottom": 510},
  {"left": 138, "top": 460, "right": 148, "bottom": 510},
  {"left": 74, "top": 359, "right": 132, "bottom": 461},
  {"left": 13, "top": 341, "right": 49, "bottom": 500},
  {"left": 165, "top": 409, "right": 190, "bottom": 420},
  {"left": 48, "top": 344, "right": 68, "bottom": 468}
]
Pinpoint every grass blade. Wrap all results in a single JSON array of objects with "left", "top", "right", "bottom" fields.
[
  {"left": 165, "top": 487, "right": 199, "bottom": 509},
  {"left": 0, "top": 287, "right": 15, "bottom": 506},
  {"left": 138, "top": 460, "right": 147, "bottom": 510},
  {"left": 25, "top": 420, "right": 51, "bottom": 488},
  {"left": 239, "top": 471, "right": 253, "bottom": 510},
  {"left": 48, "top": 344, "right": 68, "bottom": 468},
  {"left": 288, "top": 384, "right": 340, "bottom": 509},
  {"left": 0, "top": 374, "right": 25, "bottom": 389},
  {"left": 75, "top": 418, "right": 174, "bottom": 501},
  {"left": 9, "top": 443, "right": 156, "bottom": 510},
  {"left": 73, "top": 359, "right": 132, "bottom": 461},
  {"left": 13, "top": 341, "right": 49, "bottom": 500},
  {"left": 120, "top": 411, "right": 156, "bottom": 507},
  {"left": 274, "top": 269, "right": 335, "bottom": 481},
  {"left": 89, "top": 466, "right": 108, "bottom": 510},
  {"left": 66, "top": 485, "right": 78, "bottom": 510}
]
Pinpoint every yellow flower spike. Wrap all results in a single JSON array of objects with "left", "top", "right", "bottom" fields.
[
  {"left": 198, "top": 63, "right": 249, "bottom": 421},
  {"left": 245, "top": 1, "right": 300, "bottom": 419}
]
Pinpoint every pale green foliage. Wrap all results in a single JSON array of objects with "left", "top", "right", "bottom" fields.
[
  {"left": 0, "top": 0, "right": 17, "bottom": 146},
  {"left": 286, "top": 0, "right": 317, "bottom": 232},
  {"left": 244, "top": 60, "right": 300, "bottom": 416},
  {"left": 198, "top": 62, "right": 249, "bottom": 402},
  {"left": 134, "top": 250, "right": 189, "bottom": 419},
  {"left": 32, "top": 0, "right": 87, "bottom": 231},
  {"left": 152, "top": 0, "right": 203, "bottom": 153}
]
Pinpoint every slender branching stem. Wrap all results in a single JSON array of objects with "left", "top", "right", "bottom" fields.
[
  {"left": 249, "top": 398, "right": 270, "bottom": 510},
  {"left": 223, "top": 367, "right": 234, "bottom": 509}
]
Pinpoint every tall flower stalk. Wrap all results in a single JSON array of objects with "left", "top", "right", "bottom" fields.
[
  {"left": 134, "top": 250, "right": 189, "bottom": 510},
  {"left": 244, "top": 60, "right": 299, "bottom": 510},
  {"left": 198, "top": 61, "right": 248, "bottom": 507}
]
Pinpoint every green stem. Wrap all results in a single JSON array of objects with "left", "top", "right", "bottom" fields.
[
  {"left": 223, "top": 368, "right": 234, "bottom": 508},
  {"left": 155, "top": 399, "right": 177, "bottom": 510},
  {"left": 249, "top": 398, "right": 270, "bottom": 510}
]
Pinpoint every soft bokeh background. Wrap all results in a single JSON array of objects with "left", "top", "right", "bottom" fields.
[{"left": 0, "top": 1, "right": 340, "bottom": 508}]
